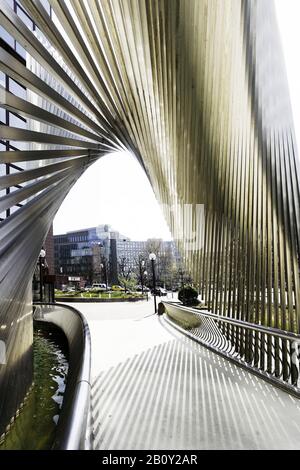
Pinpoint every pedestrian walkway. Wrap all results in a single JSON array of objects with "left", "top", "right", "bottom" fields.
[{"left": 69, "top": 300, "right": 300, "bottom": 450}]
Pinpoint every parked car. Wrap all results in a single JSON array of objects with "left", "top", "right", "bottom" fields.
[
  {"left": 111, "top": 285, "right": 125, "bottom": 291},
  {"left": 136, "top": 285, "right": 150, "bottom": 292},
  {"left": 135, "top": 285, "right": 144, "bottom": 291},
  {"left": 90, "top": 283, "right": 107, "bottom": 291},
  {"left": 151, "top": 287, "right": 168, "bottom": 296}
]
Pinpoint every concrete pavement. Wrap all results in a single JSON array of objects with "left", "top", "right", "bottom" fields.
[{"left": 68, "top": 299, "right": 300, "bottom": 450}]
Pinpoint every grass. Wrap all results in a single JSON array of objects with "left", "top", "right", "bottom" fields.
[
  {"left": 166, "top": 308, "right": 202, "bottom": 330},
  {"left": 55, "top": 290, "right": 145, "bottom": 300}
]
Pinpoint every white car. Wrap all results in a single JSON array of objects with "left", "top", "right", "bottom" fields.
[{"left": 90, "top": 283, "right": 107, "bottom": 291}]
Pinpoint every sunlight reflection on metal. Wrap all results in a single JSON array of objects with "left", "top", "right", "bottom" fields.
[{"left": 0, "top": 0, "right": 299, "bottom": 437}]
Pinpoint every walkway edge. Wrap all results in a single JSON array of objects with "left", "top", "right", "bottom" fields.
[
  {"left": 160, "top": 307, "right": 300, "bottom": 400},
  {"left": 34, "top": 302, "right": 92, "bottom": 450}
]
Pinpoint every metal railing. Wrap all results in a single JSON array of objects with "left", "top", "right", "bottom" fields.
[{"left": 162, "top": 301, "right": 300, "bottom": 397}]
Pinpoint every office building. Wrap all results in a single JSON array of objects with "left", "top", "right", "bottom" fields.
[{"left": 54, "top": 225, "right": 180, "bottom": 286}]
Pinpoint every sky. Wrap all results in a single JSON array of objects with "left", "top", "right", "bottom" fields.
[
  {"left": 53, "top": 0, "right": 300, "bottom": 240},
  {"left": 275, "top": 0, "right": 300, "bottom": 147},
  {"left": 53, "top": 151, "right": 173, "bottom": 240}
]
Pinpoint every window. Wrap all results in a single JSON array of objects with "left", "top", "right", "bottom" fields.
[
  {"left": 39, "top": 0, "right": 51, "bottom": 16},
  {"left": 0, "top": 71, "right": 5, "bottom": 87},
  {"left": 15, "top": 43, "right": 26, "bottom": 59},
  {"left": 0, "top": 26, "right": 14, "bottom": 48},
  {"left": 9, "top": 112, "right": 26, "bottom": 129},
  {"left": 8, "top": 78, "right": 26, "bottom": 100},
  {"left": 0, "top": 108, "right": 6, "bottom": 124},
  {"left": 16, "top": 5, "right": 34, "bottom": 30}
]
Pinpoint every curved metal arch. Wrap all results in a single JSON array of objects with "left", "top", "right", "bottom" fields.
[{"left": 0, "top": 0, "right": 299, "bottom": 439}]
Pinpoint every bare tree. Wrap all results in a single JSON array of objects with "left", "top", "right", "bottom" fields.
[
  {"left": 118, "top": 256, "right": 131, "bottom": 279},
  {"left": 156, "top": 245, "right": 175, "bottom": 288},
  {"left": 145, "top": 238, "right": 162, "bottom": 256},
  {"left": 133, "top": 253, "right": 148, "bottom": 292}
]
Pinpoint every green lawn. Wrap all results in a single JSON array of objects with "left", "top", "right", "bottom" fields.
[{"left": 55, "top": 290, "right": 145, "bottom": 300}]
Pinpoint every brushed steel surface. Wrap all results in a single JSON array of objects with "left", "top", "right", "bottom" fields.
[{"left": 0, "top": 0, "right": 299, "bottom": 439}]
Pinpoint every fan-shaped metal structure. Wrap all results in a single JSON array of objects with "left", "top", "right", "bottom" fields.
[{"left": 0, "top": 0, "right": 299, "bottom": 438}]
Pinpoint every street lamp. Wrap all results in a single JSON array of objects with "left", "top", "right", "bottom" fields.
[
  {"left": 99, "top": 263, "right": 104, "bottom": 282},
  {"left": 39, "top": 248, "right": 46, "bottom": 302},
  {"left": 141, "top": 260, "right": 145, "bottom": 295},
  {"left": 100, "top": 260, "right": 108, "bottom": 290},
  {"left": 143, "top": 270, "right": 148, "bottom": 300},
  {"left": 149, "top": 252, "right": 157, "bottom": 313}
]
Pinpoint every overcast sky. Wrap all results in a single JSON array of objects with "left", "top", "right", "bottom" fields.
[
  {"left": 53, "top": 0, "right": 300, "bottom": 240},
  {"left": 275, "top": 0, "right": 300, "bottom": 147},
  {"left": 53, "top": 151, "right": 173, "bottom": 239}
]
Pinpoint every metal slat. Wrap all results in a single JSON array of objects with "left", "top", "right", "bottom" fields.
[{"left": 0, "top": 0, "right": 299, "bottom": 438}]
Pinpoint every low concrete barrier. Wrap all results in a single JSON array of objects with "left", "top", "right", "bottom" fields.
[{"left": 34, "top": 302, "right": 92, "bottom": 450}]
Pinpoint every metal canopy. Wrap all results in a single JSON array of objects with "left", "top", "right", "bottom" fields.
[{"left": 0, "top": 0, "right": 299, "bottom": 437}]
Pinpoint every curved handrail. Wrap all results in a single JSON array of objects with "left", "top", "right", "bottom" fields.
[
  {"left": 162, "top": 301, "right": 300, "bottom": 342},
  {"left": 34, "top": 302, "right": 92, "bottom": 450},
  {"left": 162, "top": 301, "right": 300, "bottom": 398}
]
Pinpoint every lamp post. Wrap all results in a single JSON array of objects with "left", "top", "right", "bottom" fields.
[
  {"left": 39, "top": 248, "right": 46, "bottom": 302},
  {"left": 141, "top": 260, "right": 145, "bottom": 295},
  {"left": 59, "top": 266, "right": 63, "bottom": 291},
  {"left": 100, "top": 262, "right": 103, "bottom": 284},
  {"left": 149, "top": 252, "right": 157, "bottom": 313},
  {"left": 143, "top": 270, "right": 148, "bottom": 300},
  {"left": 100, "top": 259, "right": 108, "bottom": 291}
]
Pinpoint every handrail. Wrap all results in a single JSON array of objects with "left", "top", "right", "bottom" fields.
[
  {"left": 33, "top": 302, "right": 92, "bottom": 450},
  {"left": 162, "top": 301, "right": 300, "bottom": 397},
  {"left": 162, "top": 301, "right": 300, "bottom": 343}
]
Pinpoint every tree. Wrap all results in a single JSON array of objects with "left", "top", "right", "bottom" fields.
[
  {"left": 118, "top": 257, "right": 136, "bottom": 292},
  {"left": 133, "top": 253, "right": 147, "bottom": 291},
  {"left": 156, "top": 246, "right": 175, "bottom": 288},
  {"left": 118, "top": 256, "right": 130, "bottom": 278},
  {"left": 118, "top": 276, "right": 137, "bottom": 292},
  {"left": 145, "top": 238, "right": 162, "bottom": 256},
  {"left": 175, "top": 262, "right": 193, "bottom": 288},
  {"left": 100, "top": 256, "right": 109, "bottom": 287},
  {"left": 178, "top": 285, "right": 199, "bottom": 306}
]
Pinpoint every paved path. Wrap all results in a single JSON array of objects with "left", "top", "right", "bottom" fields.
[{"left": 69, "top": 300, "right": 300, "bottom": 450}]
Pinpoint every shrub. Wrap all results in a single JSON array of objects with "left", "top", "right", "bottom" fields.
[{"left": 178, "top": 285, "right": 199, "bottom": 306}]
